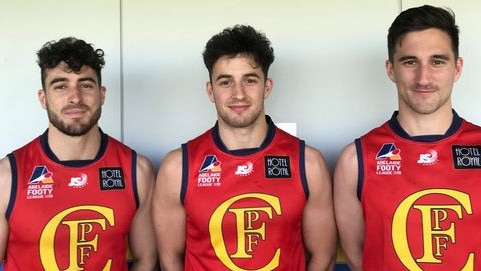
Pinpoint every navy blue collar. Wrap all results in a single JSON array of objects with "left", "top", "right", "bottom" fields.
[
  {"left": 40, "top": 128, "right": 108, "bottom": 167},
  {"left": 388, "top": 110, "right": 462, "bottom": 142},
  {"left": 211, "top": 115, "right": 276, "bottom": 156}
]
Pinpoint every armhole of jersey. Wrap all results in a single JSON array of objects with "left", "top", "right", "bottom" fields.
[
  {"left": 131, "top": 150, "right": 140, "bottom": 209},
  {"left": 354, "top": 138, "right": 364, "bottom": 201},
  {"left": 299, "top": 140, "right": 309, "bottom": 199},
  {"left": 180, "top": 143, "right": 188, "bottom": 204},
  {"left": 6, "top": 154, "right": 17, "bottom": 220}
]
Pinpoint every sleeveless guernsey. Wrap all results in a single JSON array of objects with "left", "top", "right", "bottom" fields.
[
  {"left": 5, "top": 130, "right": 138, "bottom": 271},
  {"left": 358, "top": 111, "right": 481, "bottom": 270},
  {"left": 182, "top": 116, "right": 309, "bottom": 271}
]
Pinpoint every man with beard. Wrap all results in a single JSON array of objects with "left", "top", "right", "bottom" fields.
[
  {"left": 152, "top": 25, "right": 336, "bottom": 270},
  {"left": 0, "top": 37, "right": 157, "bottom": 270},
  {"left": 334, "top": 5, "right": 481, "bottom": 271}
]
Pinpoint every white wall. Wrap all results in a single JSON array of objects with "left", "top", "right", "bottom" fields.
[
  {"left": 0, "top": 0, "right": 122, "bottom": 152},
  {"left": 1, "top": 0, "right": 479, "bottom": 171}
]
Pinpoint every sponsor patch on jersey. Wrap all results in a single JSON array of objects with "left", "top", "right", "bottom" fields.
[
  {"left": 197, "top": 155, "right": 222, "bottom": 187},
  {"left": 235, "top": 161, "right": 254, "bottom": 176},
  {"left": 99, "top": 167, "right": 125, "bottom": 190},
  {"left": 68, "top": 173, "right": 88, "bottom": 188},
  {"left": 417, "top": 149, "right": 438, "bottom": 166},
  {"left": 264, "top": 156, "right": 291, "bottom": 178},
  {"left": 375, "top": 143, "right": 402, "bottom": 175},
  {"left": 26, "top": 166, "right": 55, "bottom": 199},
  {"left": 452, "top": 145, "right": 481, "bottom": 169}
]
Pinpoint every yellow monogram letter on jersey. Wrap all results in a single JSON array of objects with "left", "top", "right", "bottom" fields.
[
  {"left": 392, "top": 189, "right": 473, "bottom": 271},
  {"left": 40, "top": 205, "right": 115, "bottom": 270},
  {"left": 209, "top": 193, "right": 281, "bottom": 271}
]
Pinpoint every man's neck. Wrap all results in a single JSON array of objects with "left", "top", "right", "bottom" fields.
[
  {"left": 217, "top": 116, "right": 268, "bottom": 151},
  {"left": 47, "top": 125, "right": 102, "bottom": 161},
  {"left": 396, "top": 107, "right": 454, "bottom": 136}
]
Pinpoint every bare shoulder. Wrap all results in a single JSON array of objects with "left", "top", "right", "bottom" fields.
[
  {"left": 334, "top": 142, "right": 358, "bottom": 188},
  {"left": 0, "top": 157, "right": 12, "bottom": 212},
  {"left": 155, "top": 148, "right": 183, "bottom": 195},
  {"left": 304, "top": 145, "right": 330, "bottom": 175},
  {"left": 337, "top": 142, "right": 358, "bottom": 166},
  {"left": 159, "top": 148, "right": 182, "bottom": 173},
  {"left": 136, "top": 153, "right": 155, "bottom": 178},
  {"left": 133, "top": 153, "right": 155, "bottom": 206},
  {"left": 303, "top": 144, "right": 331, "bottom": 191}
]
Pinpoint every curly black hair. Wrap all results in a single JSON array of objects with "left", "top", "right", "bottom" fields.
[
  {"left": 37, "top": 37, "right": 105, "bottom": 89},
  {"left": 203, "top": 25, "right": 274, "bottom": 81}
]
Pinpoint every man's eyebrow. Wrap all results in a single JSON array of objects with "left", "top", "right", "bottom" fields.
[
  {"left": 432, "top": 54, "right": 450, "bottom": 60},
  {"left": 398, "top": 55, "right": 417, "bottom": 62},
  {"left": 48, "top": 76, "right": 98, "bottom": 87},
  {"left": 78, "top": 77, "right": 98, "bottom": 84},
  {"left": 48, "top": 77, "right": 68, "bottom": 86},
  {"left": 243, "top": 72, "right": 261, "bottom": 78},
  {"left": 214, "top": 74, "right": 233, "bottom": 81}
]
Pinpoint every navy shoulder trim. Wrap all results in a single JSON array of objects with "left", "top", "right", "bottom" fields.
[
  {"left": 299, "top": 140, "right": 309, "bottom": 199},
  {"left": 6, "top": 154, "right": 17, "bottom": 220},
  {"left": 354, "top": 138, "right": 364, "bottom": 200},
  {"left": 180, "top": 144, "right": 189, "bottom": 204},
  {"left": 131, "top": 150, "right": 139, "bottom": 209}
]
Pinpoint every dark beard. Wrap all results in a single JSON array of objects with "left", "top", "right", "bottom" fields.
[{"left": 47, "top": 106, "right": 101, "bottom": 136}]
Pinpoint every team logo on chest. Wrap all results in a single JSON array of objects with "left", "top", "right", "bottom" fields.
[
  {"left": 197, "top": 155, "right": 222, "bottom": 187},
  {"left": 375, "top": 143, "right": 402, "bottom": 175},
  {"left": 26, "top": 166, "right": 55, "bottom": 199},
  {"left": 392, "top": 189, "right": 474, "bottom": 270},
  {"left": 209, "top": 193, "right": 281, "bottom": 270}
]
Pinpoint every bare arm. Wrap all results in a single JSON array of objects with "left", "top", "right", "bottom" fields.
[
  {"left": 152, "top": 149, "right": 185, "bottom": 271},
  {"left": 128, "top": 154, "right": 157, "bottom": 271},
  {"left": 0, "top": 157, "right": 12, "bottom": 262},
  {"left": 333, "top": 143, "right": 364, "bottom": 271},
  {"left": 303, "top": 145, "right": 337, "bottom": 271}
]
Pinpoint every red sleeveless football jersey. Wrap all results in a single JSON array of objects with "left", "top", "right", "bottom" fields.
[
  {"left": 358, "top": 112, "right": 481, "bottom": 270},
  {"left": 182, "top": 118, "right": 308, "bottom": 270},
  {"left": 5, "top": 131, "right": 137, "bottom": 270}
]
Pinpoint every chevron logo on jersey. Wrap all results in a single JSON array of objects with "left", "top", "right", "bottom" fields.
[
  {"left": 376, "top": 143, "right": 401, "bottom": 160},
  {"left": 376, "top": 143, "right": 402, "bottom": 175},
  {"left": 199, "top": 155, "right": 222, "bottom": 173},
  {"left": 28, "top": 166, "right": 54, "bottom": 184},
  {"left": 27, "top": 166, "right": 55, "bottom": 200},
  {"left": 197, "top": 155, "right": 222, "bottom": 187}
]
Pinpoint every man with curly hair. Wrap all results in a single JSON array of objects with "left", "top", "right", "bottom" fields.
[{"left": 0, "top": 37, "right": 157, "bottom": 270}]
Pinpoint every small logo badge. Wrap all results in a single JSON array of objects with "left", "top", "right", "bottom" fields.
[
  {"left": 99, "top": 167, "right": 125, "bottom": 190},
  {"left": 375, "top": 143, "right": 402, "bottom": 175},
  {"left": 235, "top": 162, "right": 254, "bottom": 176},
  {"left": 68, "top": 173, "right": 88, "bottom": 188},
  {"left": 452, "top": 145, "right": 481, "bottom": 169},
  {"left": 26, "top": 166, "right": 54, "bottom": 199},
  {"left": 265, "top": 156, "right": 291, "bottom": 178},
  {"left": 197, "top": 155, "right": 222, "bottom": 187},
  {"left": 417, "top": 150, "right": 438, "bottom": 165},
  {"left": 28, "top": 166, "right": 54, "bottom": 184}
]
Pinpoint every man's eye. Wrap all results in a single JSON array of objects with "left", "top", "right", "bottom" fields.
[
  {"left": 245, "top": 79, "right": 257, "bottom": 85},
  {"left": 219, "top": 80, "right": 230, "bottom": 86},
  {"left": 80, "top": 84, "right": 94, "bottom": 89},
  {"left": 53, "top": 85, "right": 67, "bottom": 90}
]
